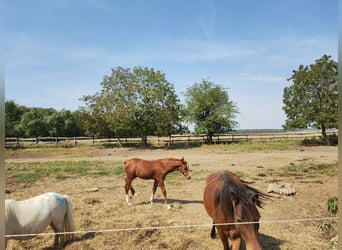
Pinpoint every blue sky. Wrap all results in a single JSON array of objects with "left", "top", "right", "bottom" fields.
[{"left": 5, "top": 0, "right": 337, "bottom": 129}]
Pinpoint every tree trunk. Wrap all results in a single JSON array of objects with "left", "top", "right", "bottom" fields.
[
  {"left": 141, "top": 134, "right": 148, "bottom": 148},
  {"left": 207, "top": 133, "right": 213, "bottom": 144},
  {"left": 116, "top": 136, "right": 123, "bottom": 147},
  {"left": 321, "top": 125, "right": 329, "bottom": 145}
]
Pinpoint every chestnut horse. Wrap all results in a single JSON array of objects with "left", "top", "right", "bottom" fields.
[
  {"left": 124, "top": 157, "right": 191, "bottom": 209},
  {"left": 203, "top": 171, "right": 269, "bottom": 250}
]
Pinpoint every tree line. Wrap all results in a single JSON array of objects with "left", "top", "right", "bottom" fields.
[{"left": 6, "top": 55, "right": 338, "bottom": 146}]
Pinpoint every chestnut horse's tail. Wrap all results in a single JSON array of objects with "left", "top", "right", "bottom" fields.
[{"left": 124, "top": 158, "right": 135, "bottom": 165}]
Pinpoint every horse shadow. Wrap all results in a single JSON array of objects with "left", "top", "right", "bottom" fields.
[
  {"left": 137, "top": 198, "right": 203, "bottom": 206},
  {"left": 43, "top": 232, "right": 96, "bottom": 250},
  {"left": 259, "top": 233, "right": 283, "bottom": 250}
]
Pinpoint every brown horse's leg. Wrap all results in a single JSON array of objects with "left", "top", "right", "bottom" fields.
[
  {"left": 217, "top": 227, "right": 230, "bottom": 250},
  {"left": 158, "top": 180, "right": 171, "bottom": 209},
  {"left": 150, "top": 180, "right": 158, "bottom": 205},
  {"left": 231, "top": 236, "right": 241, "bottom": 250}
]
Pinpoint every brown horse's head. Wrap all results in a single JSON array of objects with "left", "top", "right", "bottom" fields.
[
  {"left": 178, "top": 157, "right": 191, "bottom": 180},
  {"left": 231, "top": 191, "right": 261, "bottom": 249},
  {"left": 204, "top": 171, "right": 269, "bottom": 250}
]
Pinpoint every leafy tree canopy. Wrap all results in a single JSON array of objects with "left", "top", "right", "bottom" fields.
[
  {"left": 282, "top": 54, "right": 338, "bottom": 144},
  {"left": 81, "top": 66, "right": 183, "bottom": 146},
  {"left": 184, "top": 79, "right": 239, "bottom": 143},
  {"left": 5, "top": 100, "right": 81, "bottom": 138}
]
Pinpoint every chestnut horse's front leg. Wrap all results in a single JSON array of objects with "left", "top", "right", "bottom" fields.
[{"left": 158, "top": 180, "right": 171, "bottom": 209}]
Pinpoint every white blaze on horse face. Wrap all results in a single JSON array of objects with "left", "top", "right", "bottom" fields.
[{"left": 184, "top": 164, "right": 191, "bottom": 179}]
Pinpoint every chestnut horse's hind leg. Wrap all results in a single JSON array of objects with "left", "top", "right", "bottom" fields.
[
  {"left": 125, "top": 177, "right": 135, "bottom": 205},
  {"left": 150, "top": 180, "right": 159, "bottom": 205}
]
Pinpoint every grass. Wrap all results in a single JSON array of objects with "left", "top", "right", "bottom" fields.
[
  {"left": 5, "top": 160, "right": 123, "bottom": 184},
  {"left": 281, "top": 162, "right": 337, "bottom": 178}
]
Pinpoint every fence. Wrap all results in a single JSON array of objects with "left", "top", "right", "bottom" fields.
[{"left": 5, "top": 130, "right": 337, "bottom": 148}]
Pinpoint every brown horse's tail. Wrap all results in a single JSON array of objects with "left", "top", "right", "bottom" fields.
[
  {"left": 63, "top": 195, "right": 75, "bottom": 241},
  {"left": 210, "top": 224, "right": 216, "bottom": 239}
]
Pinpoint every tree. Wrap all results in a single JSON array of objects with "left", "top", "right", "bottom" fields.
[
  {"left": 184, "top": 79, "right": 239, "bottom": 143},
  {"left": 81, "top": 66, "right": 183, "bottom": 147},
  {"left": 18, "top": 108, "right": 51, "bottom": 137},
  {"left": 74, "top": 107, "right": 112, "bottom": 137},
  {"left": 45, "top": 109, "right": 78, "bottom": 137},
  {"left": 5, "top": 100, "right": 28, "bottom": 137},
  {"left": 282, "top": 55, "right": 338, "bottom": 144}
]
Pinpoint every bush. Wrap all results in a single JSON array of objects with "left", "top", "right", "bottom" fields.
[
  {"left": 327, "top": 197, "right": 338, "bottom": 216},
  {"left": 301, "top": 134, "right": 338, "bottom": 146},
  {"left": 327, "top": 134, "right": 338, "bottom": 146}
]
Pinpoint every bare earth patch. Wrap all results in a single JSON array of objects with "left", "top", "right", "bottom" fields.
[{"left": 5, "top": 145, "right": 338, "bottom": 249}]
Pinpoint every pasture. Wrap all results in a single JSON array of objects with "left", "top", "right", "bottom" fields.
[{"left": 5, "top": 141, "right": 338, "bottom": 249}]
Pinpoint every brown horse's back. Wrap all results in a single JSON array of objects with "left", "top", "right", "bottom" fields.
[{"left": 203, "top": 171, "right": 237, "bottom": 224}]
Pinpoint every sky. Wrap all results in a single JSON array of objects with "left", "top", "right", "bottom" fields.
[{"left": 5, "top": 0, "right": 337, "bottom": 129}]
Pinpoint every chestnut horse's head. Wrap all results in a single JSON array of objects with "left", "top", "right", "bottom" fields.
[{"left": 178, "top": 157, "right": 191, "bottom": 180}]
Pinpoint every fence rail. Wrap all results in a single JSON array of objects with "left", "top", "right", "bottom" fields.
[{"left": 5, "top": 130, "right": 337, "bottom": 148}]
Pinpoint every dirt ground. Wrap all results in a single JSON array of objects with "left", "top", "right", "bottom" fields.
[{"left": 5, "top": 144, "right": 338, "bottom": 250}]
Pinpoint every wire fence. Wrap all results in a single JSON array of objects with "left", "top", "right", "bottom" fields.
[{"left": 5, "top": 216, "right": 338, "bottom": 239}]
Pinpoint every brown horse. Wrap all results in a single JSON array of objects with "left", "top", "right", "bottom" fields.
[
  {"left": 203, "top": 171, "right": 269, "bottom": 250},
  {"left": 124, "top": 157, "right": 191, "bottom": 209}
]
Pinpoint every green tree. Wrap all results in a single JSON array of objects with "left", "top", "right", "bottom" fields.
[
  {"left": 81, "top": 66, "right": 183, "bottom": 147},
  {"left": 74, "top": 107, "right": 112, "bottom": 137},
  {"left": 282, "top": 55, "right": 338, "bottom": 144},
  {"left": 184, "top": 79, "right": 239, "bottom": 143},
  {"left": 18, "top": 108, "right": 51, "bottom": 137},
  {"left": 45, "top": 109, "right": 78, "bottom": 137},
  {"left": 5, "top": 100, "right": 28, "bottom": 137}
]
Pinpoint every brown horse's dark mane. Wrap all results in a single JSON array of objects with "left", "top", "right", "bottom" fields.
[{"left": 214, "top": 171, "right": 268, "bottom": 219}]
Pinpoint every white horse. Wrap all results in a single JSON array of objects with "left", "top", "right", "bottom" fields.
[{"left": 5, "top": 192, "right": 75, "bottom": 248}]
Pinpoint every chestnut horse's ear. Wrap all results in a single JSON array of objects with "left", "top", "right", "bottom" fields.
[{"left": 181, "top": 157, "right": 184, "bottom": 161}]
